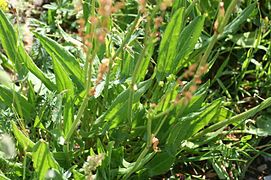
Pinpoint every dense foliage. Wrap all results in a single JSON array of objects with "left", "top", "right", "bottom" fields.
[{"left": 0, "top": 0, "right": 271, "bottom": 179}]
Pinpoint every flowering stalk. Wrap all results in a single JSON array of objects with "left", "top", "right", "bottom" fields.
[
  {"left": 127, "top": 2, "right": 163, "bottom": 124},
  {"left": 65, "top": 0, "right": 98, "bottom": 142},
  {"left": 124, "top": 1, "right": 173, "bottom": 178},
  {"left": 198, "top": 0, "right": 238, "bottom": 69}
]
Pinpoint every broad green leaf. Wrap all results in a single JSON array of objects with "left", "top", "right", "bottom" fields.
[
  {"left": 0, "top": 173, "right": 10, "bottom": 180},
  {"left": 147, "top": 100, "right": 221, "bottom": 176},
  {"left": 0, "top": 10, "right": 17, "bottom": 64},
  {"left": 52, "top": 53, "right": 75, "bottom": 136},
  {"left": 133, "top": 39, "right": 155, "bottom": 83},
  {"left": 52, "top": 53, "right": 74, "bottom": 96},
  {"left": 18, "top": 45, "right": 56, "bottom": 90},
  {"left": 11, "top": 121, "right": 34, "bottom": 151},
  {"left": 157, "top": 8, "right": 185, "bottom": 80},
  {"left": 120, "top": 40, "right": 142, "bottom": 79},
  {"left": 181, "top": 81, "right": 209, "bottom": 117},
  {"left": 154, "top": 83, "right": 178, "bottom": 113},
  {"left": 0, "top": 85, "right": 34, "bottom": 119},
  {"left": 157, "top": 10, "right": 205, "bottom": 80},
  {"left": 34, "top": 116, "right": 45, "bottom": 130},
  {"left": 34, "top": 33, "right": 84, "bottom": 88},
  {"left": 193, "top": 97, "right": 271, "bottom": 139},
  {"left": 172, "top": 16, "right": 205, "bottom": 73},
  {"left": 229, "top": 31, "right": 261, "bottom": 48},
  {"left": 0, "top": 10, "right": 56, "bottom": 91},
  {"left": 253, "top": 115, "right": 271, "bottom": 136},
  {"left": 58, "top": 24, "right": 83, "bottom": 48},
  {"left": 72, "top": 169, "right": 85, "bottom": 180},
  {"left": 32, "top": 140, "right": 60, "bottom": 179}
]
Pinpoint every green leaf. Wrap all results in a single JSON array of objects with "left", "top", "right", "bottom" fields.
[
  {"left": 157, "top": 8, "right": 185, "bottom": 80},
  {"left": 172, "top": 16, "right": 205, "bottom": 73},
  {"left": 51, "top": 55, "right": 75, "bottom": 136},
  {"left": 254, "top": 115, "right": 271, "bottom": 136},
  {"left": 0, "top": 10, "right": 17, "bottom": 65},
  {"left": 0, "top": 10, "right": 56, "bottom": 91},
  {"left": 93, "top": 79, "right": 152, "bottom": 134},
  {"left": 229, "top": 31, "right": 258, "bottom": 48},
  {"left": 63, "top": 98, "right": 74, "bottom": 137},
  {"left": 52, "top": 53, "right": 74, "bottom": 96},
  {"left": 212, "top": 161, "right": 228, "bottom": 179},
  {"left": 157, "top": 11, "right": 205, "bottom": 80},
  {"left": 58, "top": 24, "right": 83, "bottom": 48},
  {"left": 72, "top": 169, "right": 85, "bottom": 180},
  {"left": 0, "top": 173, "right": 10, "bottom": 180},
  {"left": 18, "top": 46, "right": 56, "bottom": 90},
  {"left": 147, "top": 100, "right": 221, "bottom": 177},
  {"left": 34, "top": 33, "right": 84, "bottom": 89},
  {"left": 0, "top": 85, "right": 34, "bottom": 120},
  {"left": 11, "top": 121, "right": 34, "bottom": 151},
  {"left": 181, "top": 81, "right": 209, "bottom": 117},
  {"left": 32, "top": 140, "right": 60, "bottom": 179}
]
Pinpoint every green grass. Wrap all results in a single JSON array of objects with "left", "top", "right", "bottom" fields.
[{"left": 0, "top": 0, "right": 271, "bottom": 179}]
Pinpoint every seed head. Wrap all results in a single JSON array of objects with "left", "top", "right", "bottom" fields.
[{"left": 152, "top": 135, "right": 160, "bottom": 152}]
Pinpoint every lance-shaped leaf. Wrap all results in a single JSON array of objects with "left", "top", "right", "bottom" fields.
[
  {"left": 0, "top": 10, "right": 56, "bottom": 91},
  {"left": 34, "top": 33, "right": 84, "bottom": 89},
  {"left": 32, "top": 140, "right": 61, "bottom": 179}
]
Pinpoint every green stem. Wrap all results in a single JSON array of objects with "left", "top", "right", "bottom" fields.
[
  {"left": 123, "top": 116, "right": 153, "bottom": 179},
  {"left": 197, "top": 0, "right": 238, "bottom": 69},
  {"left": 65, "top": 95, "right": 90, "bottom": 142},
  {"left": 65, "top": 8, "right": 99, "bottom": 142},
  {"left": 127, "top": 5, "right": 159, "bottom": 124}
]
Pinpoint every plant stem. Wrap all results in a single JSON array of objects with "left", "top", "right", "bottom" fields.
[
  {"left": 65, "top": 95, "right": 90, "bottom": 142},
  {"left": 123, "top": 116, "right": 153, "bottom": 179},
  {"left": 127, "top": 5, "right": 160, "bottom": 124},
  {"left": 65, "top": 1, "right": 98, "bottom": 142},
  {"left": 197, "top": 0, "right": 238, "bottom": 69}
]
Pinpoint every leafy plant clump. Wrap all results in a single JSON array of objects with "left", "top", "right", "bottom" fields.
[{"left": 0, "top": 0, "right": 271, "bottom": 179}]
